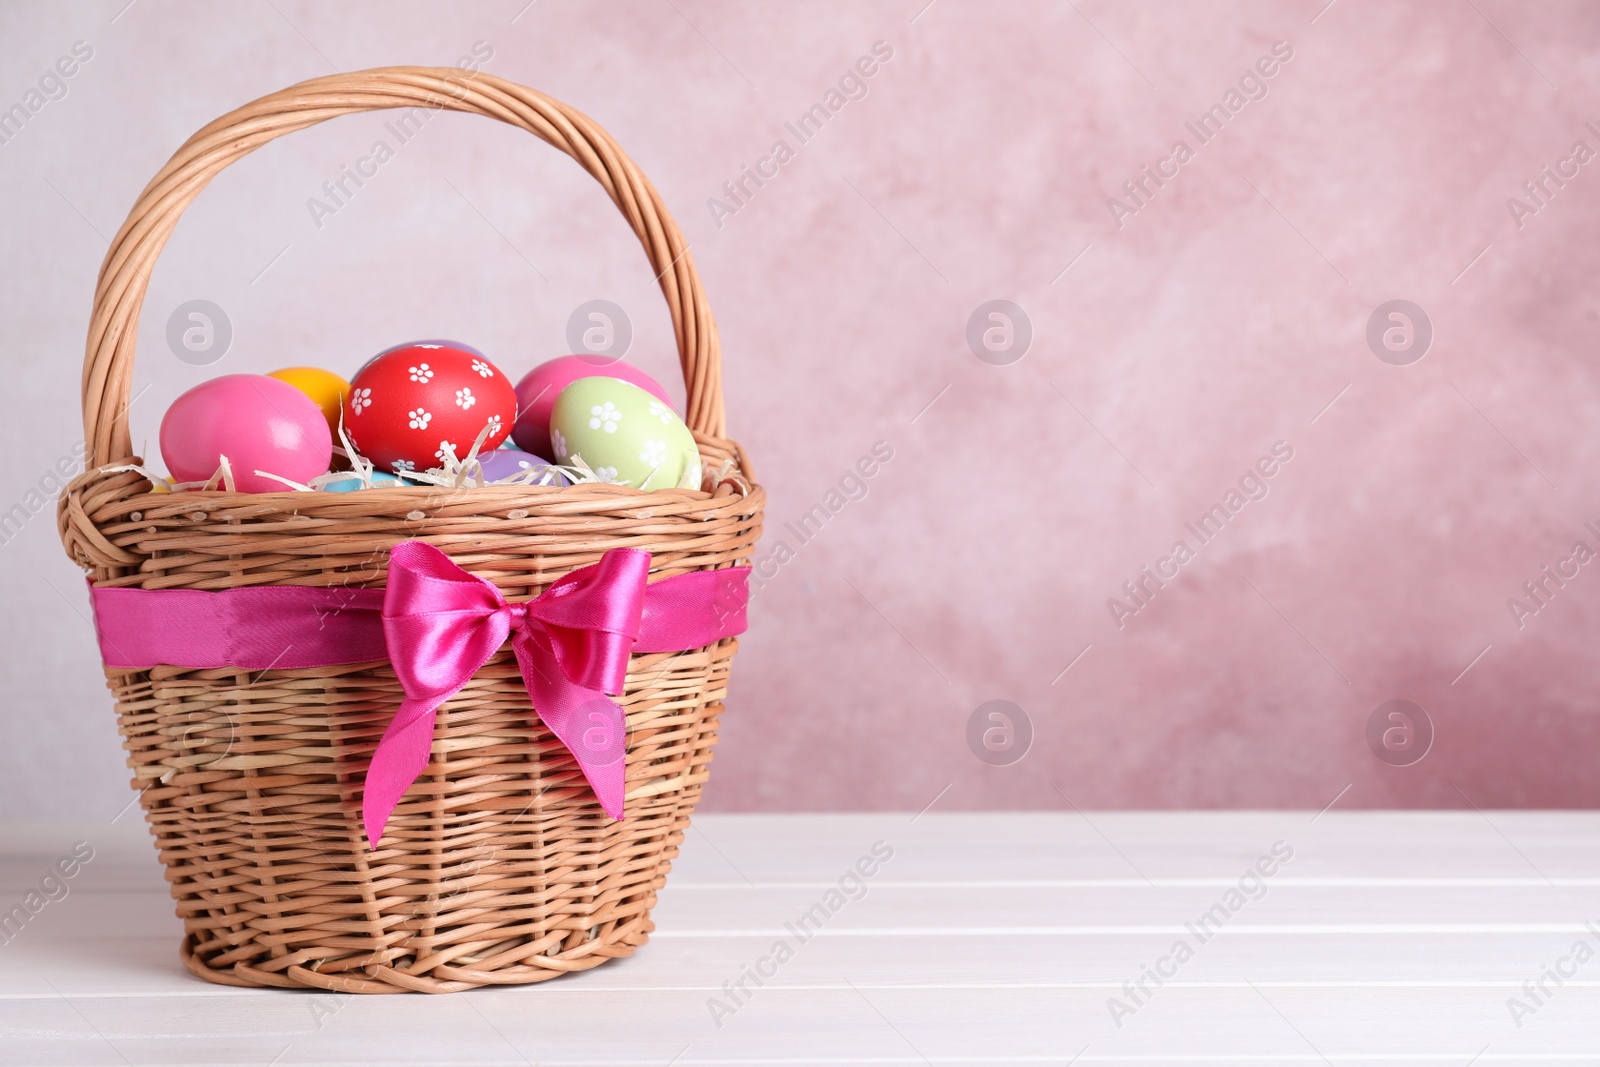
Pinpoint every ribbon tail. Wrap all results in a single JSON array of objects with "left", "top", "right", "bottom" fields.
[
  {"left": 362, "top": 695, "right": 449, "bottom": 847},
  {"left": 512, "top": 635, "right": 628, "bottom": 820}
]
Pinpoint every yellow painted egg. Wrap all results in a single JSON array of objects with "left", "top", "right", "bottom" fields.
[{"left": 268, "top": 366, "right": 351, "bottom": 434}]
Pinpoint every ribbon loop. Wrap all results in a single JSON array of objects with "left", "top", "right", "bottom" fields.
[{"left": 521, "top": 548, "right": 650, "bottom": 696}]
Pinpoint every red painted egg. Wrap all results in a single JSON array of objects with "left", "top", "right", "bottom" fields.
[{"left": 343, "top": 343, "right": 516, "bottom": 472}]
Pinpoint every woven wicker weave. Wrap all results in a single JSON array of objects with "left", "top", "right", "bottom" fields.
[{"left": 55, "top": 67, "right": 763, "bottom": 993}]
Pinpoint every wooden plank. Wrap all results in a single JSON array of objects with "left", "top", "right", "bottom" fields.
[
  {"left": 8, "top": 882, "right": 1600, "bottom": 945},
  {"left": 4, "top": 930, "right": 1600, "bottom": 997},
  {"left": 8, "top": 811, "right": 1600, "bottom": 890},
  {"left": 3, "top": 986, "right": 1598, "bottom": 1065}
]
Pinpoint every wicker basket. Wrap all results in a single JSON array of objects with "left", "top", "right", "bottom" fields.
[{"left": 55, "top": 67, "right": 763, "bottom": 993}]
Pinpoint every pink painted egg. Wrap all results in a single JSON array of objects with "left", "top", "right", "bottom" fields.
[
  {"left": 159, "top": 374, "right": 333, "bottom": 492},
  {"left": 512, "top": 355, "right": 673, "bottom": 456}
]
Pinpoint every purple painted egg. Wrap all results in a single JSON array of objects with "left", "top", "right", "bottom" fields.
[
  {"left": 160, "top": 374, "right": 332, "bottom": 492},
  {"left": 512, "top": 355, "right": 674, "bottom": 456},
  {"left": 475, "top": 449, "right": 568, "bottom": 485}
]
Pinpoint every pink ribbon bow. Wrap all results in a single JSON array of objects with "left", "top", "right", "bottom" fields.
[
  {"left": 369, "top": 541, "right": 648, "bottom": 844},
  {"left": 88, "top": 541, "right": 750, "bottom": 847}
]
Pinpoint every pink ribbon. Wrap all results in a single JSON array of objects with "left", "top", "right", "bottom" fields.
[{"left": 89, "top": 542, "right": 750, "bottom": 846}]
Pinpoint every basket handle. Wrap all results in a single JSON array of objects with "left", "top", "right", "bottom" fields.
[{"left": 80, "top": 66, "right": 724, "bottom": 466}]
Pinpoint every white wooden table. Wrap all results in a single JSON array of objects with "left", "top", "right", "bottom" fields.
[{"left": 2, "top": 812, "right": 1597, "bottom": 1064}]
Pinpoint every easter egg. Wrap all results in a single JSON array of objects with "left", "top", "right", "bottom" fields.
[
  {"left": 550, "top": 377, "right": 701, "bottom": 490},
  {"left": 512, "top": 356, "right": 673, "bottom": 456},
  {"left": 160, "top": 374, "right": 333, "bottom": 493},
  {"left": 475, "top": 449, "right": 569, "bottom": 486},
  {"left": 343, "top": 342, "right": 516, "bottom": 473},
  {"left": 267, "top": 366, "right": 350, "bottom": 434},
  {"left": 356, "top": 338, "right": 486, "bottom": 381},
  {"left": 320, "top": 471, "right": 405, "bottom": 492}
]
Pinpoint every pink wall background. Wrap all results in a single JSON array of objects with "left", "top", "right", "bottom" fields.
[{"left": 3, "top": 0, "right": 1599, "bottom": 820}]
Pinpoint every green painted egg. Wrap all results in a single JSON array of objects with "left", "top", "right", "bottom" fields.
[{"left": 550, "top": 376, "right": 702, "bottom": 490}]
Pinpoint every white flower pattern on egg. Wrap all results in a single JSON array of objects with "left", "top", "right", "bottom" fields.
[
  {"left": 594, "top": 466, "right": 622, "bottom": 484},
  {"left": 350, "top": 387, "right": 373, "bottom": 414},
  {"left": 409, "top": 363, "right": 433, "bottom": 383},
  {"left": 551, "top": 428, "right": 567, "bottom": 459},
  {"left": 435, "top": 441, "right": 458, "bottom": 464},
  {"left": 588, "top": 402, "right": 621, "bottom": 433},
  {"left": 392, "top": 459, "right": 415, "bottom": 472},
  {"left": 455, "top": 387, "right": 475, "bottom": 410},
  {"left": 485, "top": 414, "right": 502, "bottom": 437},
  {"left": 640, "top": 439, "right": 667, "bottom": 467},
  {"left": 408, "top": 408, "right": 432, "bottom": 430},
  {"left": 471, "top": 359, "right": 493, "bottom": 378},
  {"left": 647, "top": 400, "right": 673, "bottom": 424}
]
